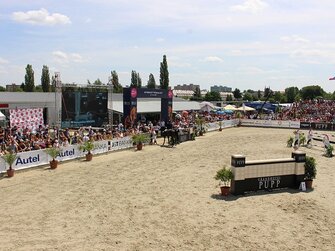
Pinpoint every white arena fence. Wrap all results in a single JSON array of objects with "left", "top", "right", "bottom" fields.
[
  {"left": 240, "top": 119, "right": 300, "bottom": 129},
  {"left": 0, "top": 137, "right": 133, "bottom": 173}
]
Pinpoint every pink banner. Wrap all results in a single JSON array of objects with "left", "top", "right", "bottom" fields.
[{"left": 9, "top": 108, "right": 44, "bottom": 130}]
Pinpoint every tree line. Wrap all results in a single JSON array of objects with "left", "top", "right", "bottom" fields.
[
  {"left": 190, "top": 85, "right": 335, "bottom": 102},
  {"left": 0, "top": 55, "right": 170, "bottom": 93}
]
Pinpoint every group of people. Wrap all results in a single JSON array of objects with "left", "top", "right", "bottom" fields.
[
  {"left": 280, "top": 100, "right": 335, "bottom": 123},
  {"left": 0, "top": 125, "right": 115, "bottom": 155}
]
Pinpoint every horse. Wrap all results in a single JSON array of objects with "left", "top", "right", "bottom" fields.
[{"left": 161, "top": 129, "right": 179, "bottom": 147}]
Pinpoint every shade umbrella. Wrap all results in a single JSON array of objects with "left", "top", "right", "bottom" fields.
[{"left": 223, "top": 104, "right": 237, "bottom": 111}]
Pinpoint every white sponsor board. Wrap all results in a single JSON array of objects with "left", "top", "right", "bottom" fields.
[
  {"left": 0, "top": 137, "right": 134, "bottom": 174},
  {"left": 92, "top": 140, "right": 109, "bottom": 155},
  {"left": 240, "top": 119, "right": 300, "bottom": 129},
  {"left": 207, "top": 120, "right": 239, "bottom": 132},
  {"left": 110, "top": 137, "right": 133, "bottom": 151}
]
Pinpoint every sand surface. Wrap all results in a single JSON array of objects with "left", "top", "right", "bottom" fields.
[{"left": 0, "top": 127, "right": 334, "bottom": 250}]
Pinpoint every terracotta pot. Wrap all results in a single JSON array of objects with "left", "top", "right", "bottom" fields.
[
  {"left": 7, "top": 169, "right": 14, "bottom": 178},
  {"left": 305, "top": 180, "right": 313, "bottom": 189},
  {"left": 220, "top": 186, "right": 230, "bottom": 196},
  {"left": 86, "top": 153, "right": 93, "bottom": 161},
  {"left": 50, "top": 159, "right": 59, "bottom": 169},
  {"left": 219, "top": 128, "right": 222, "bottom": 131},
  {"left": 137, "top": 143, "right": 143, "bottom": 151}
]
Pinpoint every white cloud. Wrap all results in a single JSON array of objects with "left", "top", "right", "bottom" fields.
[
  {"left": 0, "top": 57, "right": 9, "bottom": 64},
  {"left": 155, "top": 37, "right": 165, "bottom": 43},
  {"left": 12, "top": 8, "right": 71, "bottom": 26},
  {"left": 203, "top": 56, "right": 223, "bottom": 62},
  {"left": 230, "top": 0, "right": 268, "bottom": 14},
  {"left": 52, "top": 51, "right": 85, "bottom": 64},
  {"left": 280, "top": 35, "right": 310, "bottom": 43}
]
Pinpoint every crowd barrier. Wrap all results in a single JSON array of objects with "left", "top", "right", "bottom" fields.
[
  {"left": 231, "top": 151, "right": 306, "bottom": 195},
  {"left": 0, "top": 137, "right": 133, "bottom": 173},
  {"left": 207, "top": 119, "right": 239, "bottom": 132},
  {"left": 240, "top": 119, "right": 300, "bottom": 129}
]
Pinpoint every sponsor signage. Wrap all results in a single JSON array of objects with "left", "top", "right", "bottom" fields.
[
  {"left": 240, "top": 119, "right": 300, "bottom": 129},
  {"left": 0, "top": 138, "right": 134, "bottom": 173}
]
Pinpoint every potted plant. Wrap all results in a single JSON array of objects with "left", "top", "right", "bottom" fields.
[
  {"left": 1, "top": 152, "right": 18, "bottom": 178},
  {"left": 218, "top": 121, "right": 223, "bottom": 131},
  {"left": 195, "top": 117, "right": 206, "bottom": 136},
  {"left": 79, "top": 140, "right": 95, "bottom": 161},
  {"left": 287, "top": 136, "right": 293, "bottom": 147},
  {"left": 45, "top": 147, "right": 60, "bottom": 169},
  {"left": 325, "top": 144, "right": 334, "bottom": 158},
  {"left": 299, "top": 133, "right": 306, "bottom": 146},
  {"left": 132, "top": 133, "right": 150, "bottom": 151},
  {"left": 304, "top": 156, "right": 316, "bottom": 189},
  {"left": 214, "top": 167, "right": 234, "bottom": 196}
]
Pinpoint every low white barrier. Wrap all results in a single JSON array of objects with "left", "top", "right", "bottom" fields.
[
  {"left": 0, "top": 137, "right": 133, "bottom": 173},
  {"left": 240, "top": 119, "right": 300, "bottom": 129},
  {"left": 207, "top": 119, "right": 239, "bottom": 132}
]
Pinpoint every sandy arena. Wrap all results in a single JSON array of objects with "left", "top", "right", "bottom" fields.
[{"left": 0, "top": 127, "right": 334, "bottom": 250}]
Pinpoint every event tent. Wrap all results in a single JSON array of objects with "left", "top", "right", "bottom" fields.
[
  {"left": 236, "top": 105, "right": 255, "bottom": 112},
  {"left": 223, "top": 104, "right": 237, "bottom": 111},
  {"left": 0, "top": 111, "right": 5, "bottom": 121}
]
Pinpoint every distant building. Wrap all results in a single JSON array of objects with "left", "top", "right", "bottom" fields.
[
  {"left": 173, "top": 84, "right": 200, "bottom": 98},
  {"left": 210, "top": 85, "right": 232, "bottom": 93},
  {"left": 174, "top": 84, "right": 199, "bottom": 91},
  {"left": 6, "top": 84, "right": 21, "bottom": 92}
]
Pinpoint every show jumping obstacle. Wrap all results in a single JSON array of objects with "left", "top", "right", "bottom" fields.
[{"left": 230, "top": 151, "right": 306, "bottom": 195}]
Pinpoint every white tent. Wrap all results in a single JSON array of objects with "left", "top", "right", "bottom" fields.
[
  {"left": 0, "top": 111, "right": 5, "bottom": 121},
  {"left": 236, "top": 105, "right": 255, "bottom": 112},
  {"left": 199, "top": 101, "right": 215, "bottom": 112}
]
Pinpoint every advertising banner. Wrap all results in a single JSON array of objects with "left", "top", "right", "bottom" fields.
[
  {"left": 110, "top": 137, "right": 133, "bottom": 151},
  {"left": 92, "top": 140, "right": 109, "bottom": 154},
  {"left": 311, "top": 122, "right": 333, "bottom": 131},
  {"left": 56, "top": 145, "right": 80, "bottom": 161},
  {"left": 14, "top": 150, "right": 48, "bottom": 170},
  {"left": 240, "top": 119, "right": 300, "bottom": 129},
  {"left": 10, "top": 108, "right": 44, "bottom": 130}
]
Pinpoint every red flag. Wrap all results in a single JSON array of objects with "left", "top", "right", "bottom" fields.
[{"left": 329, "top": 76, "right": 335, "bottom": 80}]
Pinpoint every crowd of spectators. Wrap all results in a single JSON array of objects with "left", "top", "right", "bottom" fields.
[
  {"left": 0, "top": 110, "right": 236, "bottom": 155},
  {"left": 278, "top": 100, "right": 335, "bottom": 122}
]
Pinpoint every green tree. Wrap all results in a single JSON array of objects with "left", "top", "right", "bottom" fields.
[
  {"left": 24, "top": 64, "right": 35, "bottom": 92},
  {"left": 131, "top": 70, "right": 141, "bottom": 88},
  {"left": 285, "top": 86, "right": 299, "bottom": 103},
  {"left": 300, "top": 85, "right": 324, "bottom": 100},
  {"left": 204, "top": 91, "right": 221, "bottom": 101},
  {"left": 111, "top": 70, "right": 123, "bottom": 93},
  {"left": 0, "top": 86, "right": 5, "bottom": 92},
  {"left": 35, "top": 85, "right": 43, "bottom": 92},
  {"left": 190, "top": 86, "right": 203, "bottom": 101},
  {"left": 93, "top": 79, "right": 103, "bottom": 85},
  {"left": 273, "top": 91, "right": 286, "bottom": 103},
  {"left": 243, "top": 92, "right": 253, "bottom": 101},
  {"left": 159, "top": 55, "right": 169, "bottom": 89},
  {"left": 257, "top": 90, "right": 262, "bottom": 100},
  {"left": 147, "top": 73, "right": 156, "bottom": 89},
  {"left": 51, "top": 76, "right": 56, "bottom": 92},
  {"left": 226, "top": 94, "right": 233, "bottom": 101},
  {"left": 41, "top": 65, "right": 50, "bottom": 92},
  {"left": 233, "top": 88, "right": 242, "bottom": 100}
]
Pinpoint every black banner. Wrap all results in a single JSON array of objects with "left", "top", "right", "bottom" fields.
[
  {"left": 300, "top": 122, "right": 311, "bottom": 129},
  {"left": 311, "top": 122, "right": 332, "bottom": 131},
  {"left": 123, "top": 88, "right": 137, "bottom": 128},
  {"left": 123, "top": 88, "right": 173, "bottom": 127}
]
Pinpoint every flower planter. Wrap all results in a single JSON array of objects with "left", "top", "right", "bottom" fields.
[
  {"left": 86, "top": 153, "right": 93, "bottom": 161},
  {"left": 137, "top": 143, "right": 143, "bottom": 151},
  {"left": 49, "top": 160, "right": 59, "bottom": 169},
  {"left": 6, "top": 169, "right": 14, "bottom": 178},
  {"left": 305, "top": 180, "right": 313, "bottom": 189},
  {"left": 220, "top": 186, "right": 230, "bottom": 196}
]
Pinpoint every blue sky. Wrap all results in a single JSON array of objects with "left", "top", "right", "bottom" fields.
[{"left": 1, "top": 0, "right": 335, "bottom": 93}]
